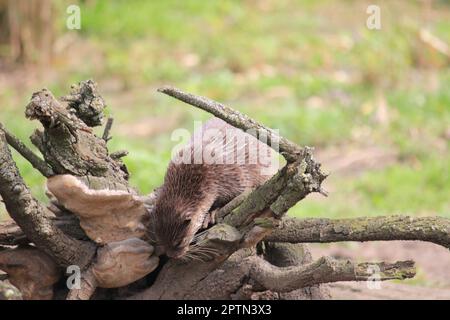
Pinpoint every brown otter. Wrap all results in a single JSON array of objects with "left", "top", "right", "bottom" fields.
[{"left": 149, "top": 117, "right": 277, "bottom": 259}]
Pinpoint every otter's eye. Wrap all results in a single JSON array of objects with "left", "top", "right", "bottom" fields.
[
  {"left": 174, "top": 239, "right": 183, "bottom": 248},
  {"left": 182, "top": 219, "right": 191, "bottom": 228}
]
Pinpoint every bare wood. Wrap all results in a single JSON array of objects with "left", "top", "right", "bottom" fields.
[
  {"left": 0, "top": 131, "right": 96, "bottom": 268},
  {"left": 130, "top": 224, "right": 244, "bottom": 300},
  {"left": 263, "top": 242, "right": 313, "bottom": 267},
  {"left": 188, "top": 247, "right": 323, "bottom": 300},
  {"left": 179, "top": 249, "right": 260, "bottom": 300},
  {"left": 5, "top": 213, "right": 447, "bottom": 253},
  {"left": 265, "top": 216, "right": 450, "bottom": 249},
  {"left": 110, "top": 150, "right": 129, "bottom": 159},
  {"left": 180, "top": 251, "right": 413, "bottom": 298},
  {"left": 61, "top": 79, "right": 107, "bottom": 128}
]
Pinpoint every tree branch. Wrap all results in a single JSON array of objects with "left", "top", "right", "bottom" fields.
[
  {"left": 102, "top": 117, "right": 114, "bottom": 142},
  {"left": 185, "top": 252, "right": 414, "bottom": 298},
  {"left": 265, "top": 216, "right": 450, "bottom": 249},
  {"left": 0, "top": 123, "right": 54, "bottom": 177},
  {"left": 157, "top": 86, "right": 302, "bottom": 162},
  {"left": 0, "top": 130, "right": 96, "bottom": 268},
  {"left": 215, "top": 190, "right": 251, "bottom": 220},
  {"left": 261, "top": 242, "right": 331, "bottom": 300},
  {"left": 0, "top": 215, "right": 90, "bottom": 247},
  {"left": 0, "top": 220, "right": 28, "bottom": 246},
  {"left": 222, "top": 149, "right": 326, "bottom": 229},
  {"left": 249, "top": 256, "right": 415, "bottom": 292}
]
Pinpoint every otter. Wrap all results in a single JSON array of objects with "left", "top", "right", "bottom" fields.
[{"left": 149, "top": 117, "right": 277, "bottom": 259}]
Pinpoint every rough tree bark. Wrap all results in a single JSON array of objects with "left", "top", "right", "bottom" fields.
[
  {"left": 0, "top": 80, "right": 448, "bottom": 300},
  {"left": 0, "top": 130, "right": 95, "bottom": 269}
]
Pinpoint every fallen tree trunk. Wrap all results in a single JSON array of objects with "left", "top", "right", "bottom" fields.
[{"left": 0, "top": 80, "right": 448, "bottom": 300}]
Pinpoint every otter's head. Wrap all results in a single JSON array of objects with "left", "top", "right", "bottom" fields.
[{"left": 150, "top": 203, "right": 200, "bottom": 259}]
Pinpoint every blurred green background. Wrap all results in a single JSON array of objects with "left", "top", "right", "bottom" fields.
[{"left": 0, "top": 0, "right": 449, "bottom": 223}]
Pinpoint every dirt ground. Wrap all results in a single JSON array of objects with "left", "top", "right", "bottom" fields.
[{"left": 311, "top": 241, "right": 450, "bottom": 300}]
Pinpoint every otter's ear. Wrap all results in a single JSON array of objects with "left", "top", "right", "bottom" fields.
[{"left": 183, "top": 210, "right": 194, "bottom": 220}]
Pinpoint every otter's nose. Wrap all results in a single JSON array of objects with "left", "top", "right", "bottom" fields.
[{"left": 154, "top": 245, "right": 165, "bottom": 256}]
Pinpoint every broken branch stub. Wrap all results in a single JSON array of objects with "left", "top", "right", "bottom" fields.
[
  {"left": 25, "top": 85, "right": 129, "bottom": 185},
  {"left": 61, "top": 79, "right": 107, "bottom": 127}
]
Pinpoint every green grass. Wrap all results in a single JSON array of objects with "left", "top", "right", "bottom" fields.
[
  {"left": 290, "top": 155, "right": 450, "bottom": 219},
  {"left": 1, "top": 0, "right": 450, "bottom": 221}
]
